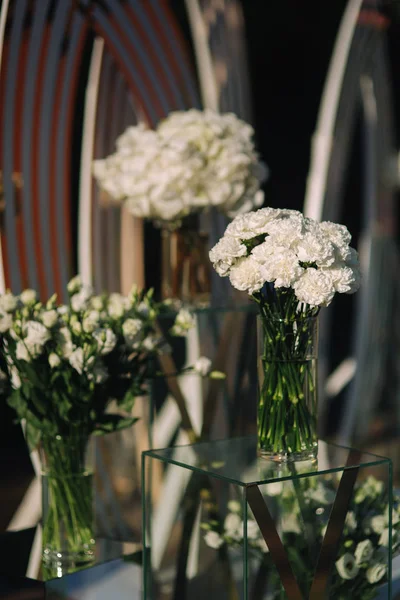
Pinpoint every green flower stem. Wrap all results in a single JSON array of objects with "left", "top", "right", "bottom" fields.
[
  {"left": 255, "top": 295, "right": 318, "bottom": 458},
  {"left": 41, "top": 433, "right": 94, "bottom": 562}
]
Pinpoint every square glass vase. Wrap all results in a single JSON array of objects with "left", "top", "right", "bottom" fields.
[{"left": 142, "top": 436, "right": 393, "bottom": 600}]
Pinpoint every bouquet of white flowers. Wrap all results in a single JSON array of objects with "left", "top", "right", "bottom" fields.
[
  {"left": 0, "top": 277, "right": 211, "bottom": 562},
  {"left": 202, "top": 476, "right": 397, "bottom": 599},
  {"left": 210, "top": 207, "right": 361, "bottom": 460},
  {"left": 92, "top": 109, "right": 267, "bottom": 224}
]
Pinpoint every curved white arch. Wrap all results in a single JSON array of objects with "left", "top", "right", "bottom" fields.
[
  {"left": 303, "top": 0, "right": 363, "bottom": 221},
  {"left": 0, "top": 0, "right": 10, "bottom": 293},
  {"left": 78, "top": 37, "right": 104, "bottom": 286},
  {"left": 185, "top": 0, "right": 219, "bottom": 111}
]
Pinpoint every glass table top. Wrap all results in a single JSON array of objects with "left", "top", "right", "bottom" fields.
[
  {"left": 0, "top": 527, "right": 142, "bottom": 599},
  {"left": 144, "top": 435, "right": 391, "bottom": 486}
]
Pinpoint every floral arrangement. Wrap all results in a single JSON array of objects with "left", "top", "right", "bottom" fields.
[
  {"left": 0, "top": 277, "right": 204, "bottom": 446},
  {"left": 0, "top": 277, "right": 213, "bottom": 561},
  {"left": 202, "top": 475, "right": 397, "bottom": 599},
  {"left": 92, "top": 109, "right": 268, "bottom": 225},
  {"left": 209, "top": 207, "right": 361, "bottom": 458}
]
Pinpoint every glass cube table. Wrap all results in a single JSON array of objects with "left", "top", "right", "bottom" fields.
[
  {"left": 0, "top": 526, "right": 142, "bottom": 599},
  {"left": 143, "top": 436, "right": 393, "bottom": 599}
]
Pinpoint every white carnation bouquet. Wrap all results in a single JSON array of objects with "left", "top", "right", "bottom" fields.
[
  {"left": 92, "top": 109, "right": 267, "bottom": 225},
  {"left": 210, "top": 207, "right": 361, "bottom": 458},
  {"left": 202, "top": 475, "right": 398, "bottom": 599}
]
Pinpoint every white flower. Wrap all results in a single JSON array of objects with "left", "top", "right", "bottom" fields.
[
  {"left": 108, "top": 293, "right": 128, "bottom": 318},
  {"left": 227, "top": 500, "right": 241, "bottom": 513},
  {"left": 171, "top": 309, "right": 195, "bottom": 336},
  {"left": 70, "top": 288, "right": 92, "bottom": 312},
  {"left": 256, "top": 246, "right": 304, "bottom": 288},
  {"left": 83, "top": 311, "right": 100, "bottom": 333},
  {"left": 295, "top": 232, "right": 335, "bottom": 267},
  {"left": 203, "top": 531, "right": 224, "bottom": 550},
  {"left": 93, "top": 111, "right": 267, "bottom": 223},
  {"left": 24, "top": 321, "right": 50, "bottom": 347},
  {"left": 194, "top": 356, "right": 212, "bottom": 376},
  {"left": 366, "top": 563, "right": 387, "bottom": 584},
  {"left": 345, "top": 511, "right": 357, "bottom": 532},
  {"left": 16, "top": 341, "right": 30, "bottom": 362},
  {"left": 325, "top": 264, "right": 361, "bottom": 294},
  {"left": 319, "top": 221, "right": 352, "bottom": 258},
  {"left": 69, "top": 347, "right": 94, "bottom": 374},
  {"left": 0, "top": 312, "right": 12, "bottom": 332},
  {"left": 72, "top": 321, "right": 82, "bottom": 335},
  {"left": 209, "top": 236, "right": 247, "bottom": 276},
  {"left": 90, "top": 296, "right": 104, "bottom": 311},
  {"left": 67, "top": 275, "right": 82, "bottom": 294},
  {"left": 354, "top": 539, "right": 374, "bottom": 565},
  {"left": 229, "top": 256, "right": 264, "bottom": 294},
  {"left": 370, "top": 515, "right": 386, "bottom": 535},
  {"left": 122, "top": 318, "right": 143, "bottom": 346},
  {"left": 58, "top": 327, "right": 75, "bottom": 358},
  {"left": 379, "top": 528, "right": 390, "bottom": 547},
  {"left": 142, "top": 335, "right": 158, "bottom": 351},
  {"left": 224, "top": 513, "right": 242, "bottom": 540},
  {"left": 335, "top": 554, "right": 359, "bottom": 580},
  {"left": 20, "top": 289, "right": 37, "bottom": 305},
  {"left": 355, "top": 477, "right": 383, "bottom": 503},
  {"left": 93, "top": 328, "right": 117, "bottom": 355},
  {"left": 10, "top": 367, "right": 21, "bottom": 389},
  {"left": 293, "top": 269, "right": 335, "bottom": 307},
  {"left": 304, "top": 482, "right": 336, "bottom": 506},
  {"left": 48, "top": 353, "right": 61, "bottom": 368},
  {"left": 267, "top": 482, "right": 283, "bottom": 496},
  {"left": 247, "top": 520, "right": 259, "bottom": 540},
  {"left": 281, "top": 513, "right": 301, "bottom": 534},
  {"left": 0, "top": 292, "right": 17, "bottom": 312},
  {"left": 41, "top": 310, "right": 58, "bottom": 328}
]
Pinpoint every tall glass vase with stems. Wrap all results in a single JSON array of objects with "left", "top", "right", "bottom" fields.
[
  {"left": 254, "top": 287, "right": 319, "bottom": 462},
  {"left": 161, "top": 214, "right": 211, "bottom": 307},
  {"left": 40, "top": 430, "right": 95, "bottom": 565}
]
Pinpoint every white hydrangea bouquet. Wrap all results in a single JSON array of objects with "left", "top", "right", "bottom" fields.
[
  {"left": 0, "top": 277, "right": 212, "bottom": 562},
  {"left": 92, "top": 109, "right": 267, "bottom": 224},
  {"left": 93, "top": 110, "right": 268, "bottom": 307},
  {"left": 202, "top": 475, "right": 398, "bottom": 599},
  {"left": 210, "top": 207, "right": 361, "bottom": 460}
]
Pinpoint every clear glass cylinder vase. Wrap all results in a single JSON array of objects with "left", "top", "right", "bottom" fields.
[
  {"left": 40, "top": 432, "right": 95, "bottom": 565},
  {"left": 161, "top": 215, "right": 211, "bottom": 307},
  {"left": 257, "top": 314, "right": 319, "bottom": 462}
]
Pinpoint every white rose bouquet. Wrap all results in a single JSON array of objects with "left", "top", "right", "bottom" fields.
[
  {"left": 210, "top": 207, "right": 361, "bottom": 459},
  {"left": 202, "top": 476, "right": 398, "bottom": 599},
  {"left": 92, "top": 109, "right": 267, "bottom": 224},
  {"left": 0, "top": 277, "right": 210, "bottom": 562}
]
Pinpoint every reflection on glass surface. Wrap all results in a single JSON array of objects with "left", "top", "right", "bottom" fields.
[
  {"left": 0, "top": 527, "right": 141, "bottom": 599},
  {"left": 143, "top": 436, "right": 392, "bottom": 599},
  {"left": 145, "top": 436, "right": 390, "bottom": 485}
]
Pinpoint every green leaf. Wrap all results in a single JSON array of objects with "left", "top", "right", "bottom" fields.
[
  {"left": 25, "top": 420, "right": 41, "bottom": 450},
  {"left": 93, "top": 414, "right": 139, "bottom": 436}
]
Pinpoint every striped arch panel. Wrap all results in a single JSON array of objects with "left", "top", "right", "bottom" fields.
[
  {"left": 0, "top": 0, "right": 90, "bottom": 300},
  {"left": 0, "top": 0, "right": 201, "bottom": 298},
  {"left": 86, "top": 0, "right": 201, "bottom": 292}
]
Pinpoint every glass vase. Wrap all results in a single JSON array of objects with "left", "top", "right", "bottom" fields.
[
  {"left": 161, "top": 215, "right": 211, "bottom": 307},
  {"left": 257, "top": 314, "right": 319, "bottom": 462},
  {"left": 40, "top": 432, "right": 95, "bottom": 564}
]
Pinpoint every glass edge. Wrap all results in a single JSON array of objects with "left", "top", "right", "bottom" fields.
[
  {"left": 245, "top": 459, "right": 392, "bottom": 487},
  {"left": 325, "top": 439, "right": 393, "bottom": 463},
  {"left": 142, "top": 452, "right": 247, "bottom": 487}
]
